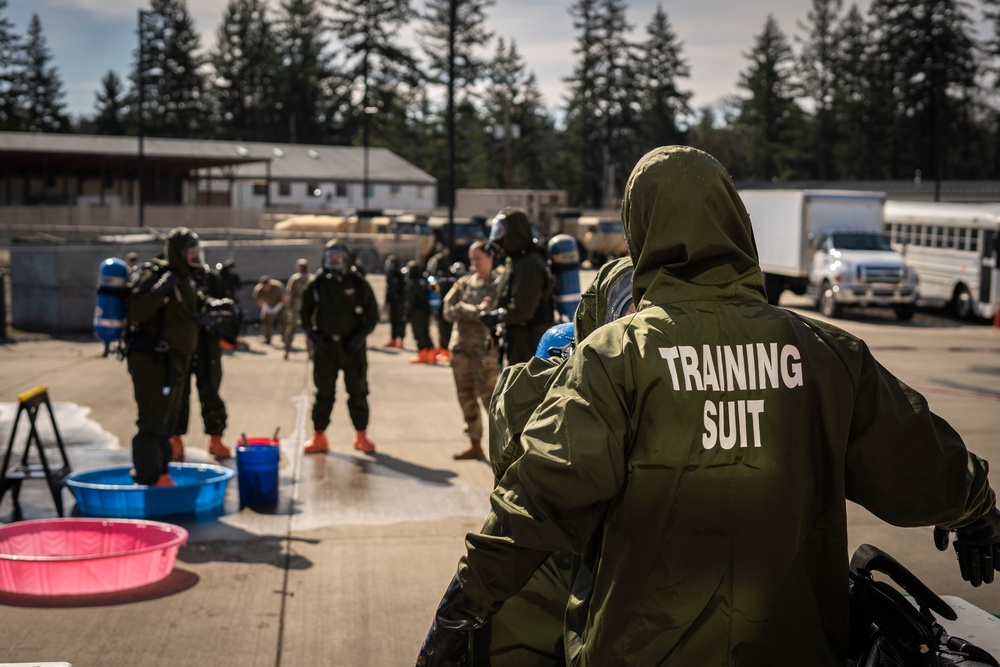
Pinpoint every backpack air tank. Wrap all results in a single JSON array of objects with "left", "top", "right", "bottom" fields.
[{"left": 93, "top": 257, "right": 129, "bottom": 356}]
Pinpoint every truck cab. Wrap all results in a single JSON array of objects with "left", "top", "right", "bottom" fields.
[{"left": 809, "top": 229, "right": 919, "bottom": 319}]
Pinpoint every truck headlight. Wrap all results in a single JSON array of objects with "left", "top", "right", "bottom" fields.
[{"left": 832, "top": 260, "right": 852, "bottom": 282}]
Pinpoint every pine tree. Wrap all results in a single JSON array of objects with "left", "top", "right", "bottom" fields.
[
  {"left": 132, "top": 0, "right": 207, "bottom": 139},
  {"left": 0, "top": 0, "right": 23, "bottom": 130},
  {"left": 564, "top": 0, "right": 635, "bottom": 208},
  {"left": 210, "top": 0, "right": 281, "bottom": 141},
  {"left": 93, "top": 70, "right": 127, "bottom": 135},
  {"left": 736, "top": 15, "right": 799, "bottom": 180},
  {"left": 418, "top": 0, "right": 494, "bottom": 92},
  {"left": 797, "top": 0, "right": 842, "bottom": 179},
  {"left": 327, "top": 0, "right": 421, "bottom": 150},
  {"left": 274, "top": 0, "right": 331, "bottom": 144},
  {"left": 22, "top": 14, "right": 69, "bottom": 133},
  {"left": 634, "top": 4, "right": 691, "bottom": 152},
  {"left": 830, "top": 4, "right": 872, "bottom": 178}
]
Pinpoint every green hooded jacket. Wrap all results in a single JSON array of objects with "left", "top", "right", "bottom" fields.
[
  {"left": 494, "top": 207, "right": 553, "bottom": 327},
  {"left": 128, "top": 227, "right": 202, "bottom": 357},
  {"left": 459, "top": 146, "right": 995, "bottom": 667},
  {"left": 301, "top": 240, "right": 379, "bottom": 338}
]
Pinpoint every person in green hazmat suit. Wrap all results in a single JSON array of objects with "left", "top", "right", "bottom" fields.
[
  {"left": 404, "top": 260, "right": 436, "bottom": 364},
  {"left": 170, "top": 263, "right": 235, "bottom": 462},
  {"left": 301, "top": 240, "right": 380, "bottom": 455},
  {"left": 126, "top": 228, "right": 224, "bottom": 486},
  {"left": 416, "top": 146, "right": 1000, "bottom": 667},
  {"left": 467, "top": 255, "right": 634, "bottom": 667},
  {"left": 479, "top": 207, "right": 554, "bottom": 365}
]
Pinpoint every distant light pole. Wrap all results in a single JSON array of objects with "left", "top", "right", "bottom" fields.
[
  {"left": 362, "top": 1, "right": 373, "bottom": 211},
  {"left": 446, "top": 0, "right": 456, "bottom": 260}
]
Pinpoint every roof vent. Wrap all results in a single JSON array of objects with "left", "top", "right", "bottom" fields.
[
  {"left": 271, "top": 147, "right": 285, "bottom": 158},
  {"left": 306, "top": 149, "right": 320, "bottom": 159},
  {"left": 235, "top": 145, "right": 250, "bottom": 156}
]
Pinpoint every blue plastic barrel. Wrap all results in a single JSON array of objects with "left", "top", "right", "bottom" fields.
[{"left": 236, "top": 440, "right": 280, "bottom": 508}]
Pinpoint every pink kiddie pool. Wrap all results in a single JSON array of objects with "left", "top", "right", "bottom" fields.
[{"left": 0, "top": 518, "right": 188, "bottom": 595}]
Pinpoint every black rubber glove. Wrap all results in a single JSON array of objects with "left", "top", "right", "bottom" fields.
[
  {"left": 346, "top": 330, "right": 366, "bottom": 353},
  {"left": 197, "top": 311, "right": 226, "bottom": 327},
  {"left": 478, "top": 309, "right": 503, "bottom": 331},
  {"left": 151, "top": 271, "right": 178, "bottom": 297},
  {"left": 934, "top": 507, "right": 1000, "bottom": 587},
  {"left": 415, "top": 576, "right": 493, "bottom": 667}
]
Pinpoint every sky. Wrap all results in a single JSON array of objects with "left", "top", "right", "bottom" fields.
[{"left": 7, "top": 0, "right": 986, "bottom": 123}]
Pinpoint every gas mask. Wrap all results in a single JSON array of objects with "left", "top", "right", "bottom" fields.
[
  {"left": 486, "top": 215, "right": 508, "bottom": 259},
  {"left": 183, "top": 237, "right": 205, "bottom": 270},
  {"left": 323, "top": 246, "right": 350, "bottom": 274}
]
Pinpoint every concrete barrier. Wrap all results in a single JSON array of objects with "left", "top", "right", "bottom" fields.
[{"left": 7, "top": 238, "right": 392, "bottom": 334}]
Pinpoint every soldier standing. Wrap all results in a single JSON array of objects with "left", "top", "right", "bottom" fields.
[
  {"left": 252, "top": 275, "right": 286, "bottom": 345},
  {"left": 125, "top": 228, "right": 208, "bottom": 486},
  {"left": 301, "top": 240, "right": 380, "bottom": 454},
  {"left": 404, "top": 260, "right": 436, "bottom": 364},
  {"left": 285, "top": 258, "right": 311, "bottom": 360},
  {"left": 442, "top": 241, "right": 500, "bottom": 460},
  {"left": 479, "top": 207, "right": 554, "bottom": 365},
  {"left": 170, "top": 263, "right": 234, "bottom": 461},
  {"left": 381, "top": 255, "right": 406, "bottom": 349}
]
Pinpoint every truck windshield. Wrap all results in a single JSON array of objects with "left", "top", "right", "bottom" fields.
[
  {"left": 598, "top": 221, "right": 623, "bottom": 234},
  {"left": 830, "top": 233, "right": 893, "bottom": 252}
]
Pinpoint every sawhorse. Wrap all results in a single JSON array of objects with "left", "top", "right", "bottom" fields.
[{"left": 0, "top": 385, "right": 72, "bottom": 520}]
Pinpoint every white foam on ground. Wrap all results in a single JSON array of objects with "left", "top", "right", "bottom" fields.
[{"left": 0, "top": 401, "right": 120, "bottom": 451}]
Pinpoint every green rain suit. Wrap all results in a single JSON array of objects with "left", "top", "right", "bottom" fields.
[
  {"left": 481, "top": 255, "right": 634, "bottom": 667},
  {"left": 404, "top": 260, "right": 434, "bottom": 352},
  {"left": 493, "top": 207, "right": 554, "bottom": 364},
  {"left": 301, "top": 240, "right": 380, "bottom": 432},
  {"left": 175, "top": 266, "right": 229, "bottom": 439},
  {"left": 126, "top": 228, "right": 203, "bottom": 484},
  {"left": 457, "top": 146, "right": 997, "bottom": 666}
]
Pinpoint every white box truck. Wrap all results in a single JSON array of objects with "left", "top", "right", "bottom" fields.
[{"left": 739, "top": 190, "right": 919, "bottom": 320}]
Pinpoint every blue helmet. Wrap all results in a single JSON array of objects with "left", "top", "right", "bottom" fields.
[{"left": 535, "top": 322, "right": 575, "bottom": 360}]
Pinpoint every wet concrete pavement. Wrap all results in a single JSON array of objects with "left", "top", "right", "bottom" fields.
[{"left": 0, "top": 276, "right": 999, "bottom": 665}]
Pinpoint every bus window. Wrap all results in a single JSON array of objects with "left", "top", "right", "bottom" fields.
[
  {"left": 914, "top": 225, "right": 924, "bottom": 246},
  {"left": 970, "top": 228, "right": 979, "bottom": 253},
  {"left": 957, "top": 227, "right": 967, "bottom": 251},
  {"left": 933, "top": 226, "right": 944, "bottom": 248},
  {"left": 946, "top": 227, "right": 956, "bottom": 249}
]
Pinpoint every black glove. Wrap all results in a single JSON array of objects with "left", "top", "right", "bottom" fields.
[
  {"left": 346, "top": 330, "right": 366, "bottom": 353},
  {"left": 151, "top": 271, "right": 178, "bottom": 297},
  {"left": 934, "top": 507, "right": 1000, "bottom": 587},
  {"left": 478, "top": 309, "right": 504, "bottom": 331},
  {"left": 415, "top": 576, "right": 494, "bottom": 667},
  {"left": 197, "top": 311, "right": 226, "bottom": 327}
]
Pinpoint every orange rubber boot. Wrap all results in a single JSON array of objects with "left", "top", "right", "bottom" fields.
[
  {"left": 436, "top": 348, "right": 451, "bottom": 363},
  {"left": 154, "top": 473, "right": 176, "bottom": 487},
  {"left": 170, "top": 435, "right": 185, "bottom": 462},
  {"left": 353, "top": 430, "right": 376, "bottom": 453},
  {"left": 382, "top": 339, "right": 397, "bottom": 348},
  {"left": 208, "top": 435, "right": 232, "bottom": 459},
  {"left": 304, "top": 431, "right": 329, "bottom": 453},
  {"left": 410, "top": 348, "right": 437, "bottom": 364}
]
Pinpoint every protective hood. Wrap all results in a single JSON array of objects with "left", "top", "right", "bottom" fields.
[
  {"left": 494, "top": 207, "right": 534, "bottom": 255},
  {"left": 574, "top": 255, "right": 634, "bottom": 344},
  {"left": 322, "top": 238, "right": 354, "bottom": 274},
  {"left": 165, "top": 227, "right": 199, "bottom": 277},
  {"left": 621, "top": 146, "right": 764, "bottom": 308}
]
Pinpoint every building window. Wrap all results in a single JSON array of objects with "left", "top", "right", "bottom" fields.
[
  {"left": 418, "top": 186, "right": 426, "bottom": 199},
  {"left": 390, "top": 183, "right": 401, "bottom": 197},
  {"left": 365, "top": 183, "right": 374, "bottom": 198},
  {"left": 336, "top": 182, "right": 347, "bottom": 197},
  {"left": 252, "top": 183, "right": 267, "bottom": 196},
  {"left": 278, "top": 182, "right": 291, "bottom": 197}
]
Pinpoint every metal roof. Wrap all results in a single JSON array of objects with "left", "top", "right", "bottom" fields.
[{"left": 0, "top": 132, "right": 437, "bottom": 184}]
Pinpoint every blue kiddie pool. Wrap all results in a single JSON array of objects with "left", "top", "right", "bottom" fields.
[{"left": 66, "top": 463, "right": 234, "bottom": 519}]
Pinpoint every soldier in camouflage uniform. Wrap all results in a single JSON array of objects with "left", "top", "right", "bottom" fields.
[
  {"left": 442, "top": 241, "right": 500, "bottom": 460},
  {"left": 284, "top": 258, "right": 312, "bottom": 360}
]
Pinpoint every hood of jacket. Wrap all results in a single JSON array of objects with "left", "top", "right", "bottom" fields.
[
  {"left": 497, "top": 207, "right": 535, "bottom": 256},
  {"left": 574, "top": 255, "right": 634, "bottom": 345},
  {"left": 165, "top": 227, "right": 199, "bottom": 278},
  {"left": 621, "top": 146, "right": 765, "bottom": 308}
]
